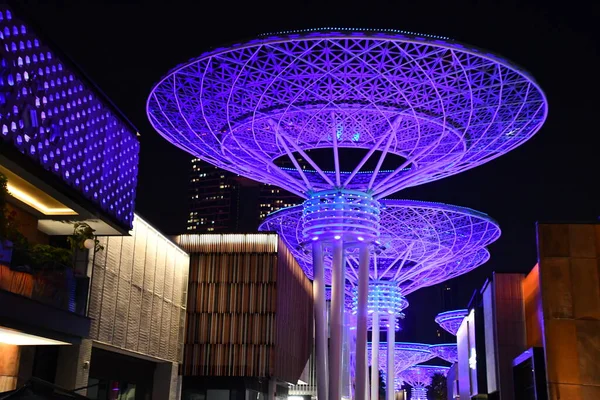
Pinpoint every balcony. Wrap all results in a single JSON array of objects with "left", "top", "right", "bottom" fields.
[{"left": 0, "top": 241, "right": 88, "bottom": 315}]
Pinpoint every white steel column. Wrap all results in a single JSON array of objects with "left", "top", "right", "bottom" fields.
[
  {"left": 342, "top": 309, "right": 350, "bottom": 399},
  {"left": 370, "top": 313, "right": 380, "bottom": 400},
  {"left": 313, "top": 241, "right": 328, "bottom": 400},
  {"left": 330, "top": 240, "right": 345, "bottom": 400},
  {"left": 386, "top": 317, "right": 395, "bottom": 400},
  {"left": 355, "top": 244, "right": 370, "bottom": 400}
]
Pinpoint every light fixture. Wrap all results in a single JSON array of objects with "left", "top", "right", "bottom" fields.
[
  {"left": 357, "top": 236, "right": 364, "bottom": 241},
  {"left": 6, "top": 183, "right": 76, "bottom": 215},
  {"left": 312, "top": 236, "right": 319, "bottom": 241},
  {"left": 83, "top": 238, "right": 95, "bottom": 249},
  {"left": 334, "top": 235, "right": 341, "bottom": 240},
  {"left": 0, "top": 326, "right": 70, "bottom": 346}
]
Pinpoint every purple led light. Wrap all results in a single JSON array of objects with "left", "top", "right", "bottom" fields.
[
  {"left": 368, "top": 342, "right": 434, "bottom": 372},
  {"left": 0, "top": 6, "right": 140, "bottom": 228},
  {"left": 399, "top": 365, "right": 450, "bottom": 388},
  {"left": 429, "top": 343, "right": 458, "bottom": 363},
  {"left": 148, "top": 30, "right": 547, "bottom": 199},
  {"left": 259, "top": 200, "right": 499, "bottom": 295},
  {"left": 434, "top": 309, "right": 469, "bottom": 336}
]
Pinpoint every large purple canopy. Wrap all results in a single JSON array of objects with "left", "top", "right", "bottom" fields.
[
  {"left": 429, "top": 343, "right": 458, "bottom": 363},
  {"left": 259, "top": 200, "right": 499, "bottom": 295},
  {"left": 148, "top": 29, "right": 547, "bottom": 199},
  {"left": 435, "top": 309, "right": 469, "bottom": 336}
]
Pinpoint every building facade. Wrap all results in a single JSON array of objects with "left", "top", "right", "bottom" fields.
[
  {"left": 454, "top": 223, "right": 600, "bottom": 400},
  {"left": 187, "top": 159, "right": 300, "bottom": 233},
  {"left": 174, "top": 233, "right": 313, "bottom": 400},
  {"left": 0, "top": 1, "right": 140, "bottom": 394},
  {"left": 83, "top": 214, "right": 190, "bottom": 400}
]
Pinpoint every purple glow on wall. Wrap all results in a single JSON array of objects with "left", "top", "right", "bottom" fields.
[
  {"left": 0, "top": 6, "right": 139, "bottom": 228},
  {"left": 148, "top": 29, "right": 547, "bottom": 199}
]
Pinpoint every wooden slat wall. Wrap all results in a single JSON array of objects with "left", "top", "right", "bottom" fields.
[
  {"left": 183, "top": 252, "right": 277, "bottom": 376},
  {"left": 274, "top": 237, "right": 313, "bottom": 384},
  {"left": 87, "top": 215, "right": 190, "bottom": 363},
  {"left": 178, "top": 234, "right": 313, "bottom": 383}
]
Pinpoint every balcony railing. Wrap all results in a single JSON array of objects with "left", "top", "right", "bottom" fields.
[{"left": 0, "top": 242, "right": 89, "bottom": 315}]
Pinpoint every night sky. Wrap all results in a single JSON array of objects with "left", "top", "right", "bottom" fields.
[{"left": 17, "top": 0, "right": 599, "bottom": 343}]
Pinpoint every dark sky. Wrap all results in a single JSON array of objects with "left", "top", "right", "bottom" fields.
[{"left": 17, "top": 0, "right": 599, "bottom": 343}]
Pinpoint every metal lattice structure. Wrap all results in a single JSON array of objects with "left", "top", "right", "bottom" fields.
[
  {"left": 368, "top": 342, "right": 434, "bottom": 378},
  {"left": 435, "top": 309, "right": 469, "bottom": 336},
  {"left": 148, "top": 29, "right": 547, "bottom": 199},
  {"left": 400, "top": 365, "right": 450, "bottom": 400},
  {"left": 259, "top": 200, "right": 499, "bottom": 294},
  {"left": 148, "top": 28, "right": 545, "bottom": 400},
  {"left": 429, "top": 343, "right": 458, "bottom": 363}
]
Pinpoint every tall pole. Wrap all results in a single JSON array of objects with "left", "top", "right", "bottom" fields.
[
  {"left": 355, "top": 243, "right": 370, "bottom": 400},
  {"left": 342, "top": 309, "right": 350, "bottom": 399},
  {"left": 370, "top": 313, "right": 380, "bottom": 400},
  {"left": 313, "top": 241, "right": 328, "bottom": 400},
  {"left": 330, "top": 240, "right": 345, "bottom": 400},
  {"left": 386, "top": 316, "right": 395, "bottom": 400}
]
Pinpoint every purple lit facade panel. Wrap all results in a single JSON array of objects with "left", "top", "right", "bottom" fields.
[{"left": 0, "top": 6, "right": 139, "bottom": 228}]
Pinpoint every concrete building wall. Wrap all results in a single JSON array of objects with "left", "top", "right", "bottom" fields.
[
  {"left": 87, "top": 214, "right": 189, "bottom": 364},
  {"left": 536, "top": 223, "right": 600, "bottom": 399}
]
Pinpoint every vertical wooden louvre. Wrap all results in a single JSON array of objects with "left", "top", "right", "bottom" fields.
[{"left": 177, "top": 234, "right": 313, "bottom": 383}]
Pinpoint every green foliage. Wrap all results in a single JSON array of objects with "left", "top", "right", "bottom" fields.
[
  {"left": 67, "top": 221, "right": 104, "bottom": 253},
  {"left": 427, "top": 372, "right": 448, "bottom": 400},
  {"left": 0, "top": 172, "right": 28, "bottom": 248},
  {"left": 30, "top": 244, "right": 73, "bottom": 266}
]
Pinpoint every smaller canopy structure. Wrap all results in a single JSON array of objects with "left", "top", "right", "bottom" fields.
[
  {"left": 435, "top": 309, "right": 469, "bottom": 336},
  {"left": 399, "top": 365, "right": 450, "bottom": 400},
  {"left": 429, "top": 343, "right": 458, "bottom": 363},
  {"left": 260, "top": 201, "right": 500, "bottom": 294},
  {"left": 367, "top": 342, "right": 435, "bottom": 390}
]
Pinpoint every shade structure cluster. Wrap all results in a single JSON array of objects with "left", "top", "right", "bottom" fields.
[
  {"left": 259, "top": 200, "right": 500, "bottom": 290},
  {"left": 148, "top": 28, "right": 547, "bottom": 400},
  {"left": 435, "top": 309, "right": 469, "bottom": 336},
  {"left": 429, "top": 343, "right": 459, "bottom": 363},
  {"left": 401, "top": 365, "right": 450, "bottom": 400},
  {"left": 368, "top": 342, "right": 435, "bottom": 391},
  {"left": 260, "top": 200, "right": 499, "bottom": 400}
]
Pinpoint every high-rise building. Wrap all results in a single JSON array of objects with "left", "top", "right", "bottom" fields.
[{"left": 187, "top": 159, "right": 300, "bottom": 233}]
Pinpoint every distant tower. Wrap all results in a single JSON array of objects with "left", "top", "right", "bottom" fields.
[{"left": 187, "top": 159, "right": 300, "bottom": 233}]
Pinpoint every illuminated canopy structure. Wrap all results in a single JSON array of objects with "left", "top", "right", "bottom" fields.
[
  {"left": 400, "top": 365, "right": 450, "bottom": 400},
  {"left": 430, "top": 343, "right": 459, "bottom": 363},
  {"left": 260, "top": 200, "right": 499, "bottom": 399},
  {"left": 148, "top": 28, "right": 547, "bottom": 400},
  {"left": 435, "top": 309, "right": 469, "bottom": 336},
  {"left": 368, "top": 342, "right": 434, "bottom": 391}
]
